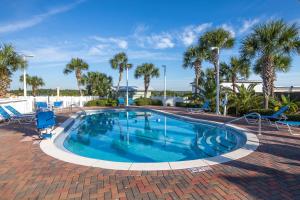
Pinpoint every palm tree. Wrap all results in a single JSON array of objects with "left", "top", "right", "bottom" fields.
[
  {"left": 200, "top": 28, "right": 235, "bottom": 73},
  {"left": 82, "top": 72, "right": 113, "bottom": 97},
  {"left": 20, "top": 75, "right": 45, "bottom": 96},
  {"left": 241, "top": 20, "right": 300, "bottom": 109},
  {"left": 29, "top": 76, "right": 45, "bottom": 96},
  {"left": 0, "top": 44, "right": 27, "bottom": 97},
  {"left": 109, "top": 52, "right": 132, "bottom": 94},
  {"left": 183, "top": 46, "right": 207, "bottom": 96},
  {"left": 64, "top": 58, "right": 89, "bottom": 96},
  {"left": 134, "top": 63, "right": 160, "bottom": 97},
  {"left": 220, "top": 57, "right": 250, "bottom": 93}
]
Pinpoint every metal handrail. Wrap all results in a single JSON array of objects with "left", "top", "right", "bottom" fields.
[
  {"left": 220, "top": 112, "right": 262, "bottom": 135},
  {"left": 70, "top": 104, "right": 87, "bottom": 116}
]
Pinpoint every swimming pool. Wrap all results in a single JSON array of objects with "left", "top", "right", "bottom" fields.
[
  {"left": 65, "top": 109, "right": 247, "bottom": 161},
  {"left": 40, "top": 108, "right": 259, "bottom": 170}
]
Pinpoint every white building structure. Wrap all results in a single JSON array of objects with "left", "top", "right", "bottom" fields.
[{"left": 115, "top": 86, "right": 153, "bottom": 99}]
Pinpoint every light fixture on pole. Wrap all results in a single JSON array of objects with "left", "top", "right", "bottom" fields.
[
  {"left": 162, "top": 65, "right": 167, "bottom": 107},
  {"left": 21, "top": 54, "right": 34, "bottom": 97},
  {"left": 210, "top": 47, "right": 220, "bottom": 115},
  {"left": 126, "top": 64, "right": 129, "bottom": 107}
]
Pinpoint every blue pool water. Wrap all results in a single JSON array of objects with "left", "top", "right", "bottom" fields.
[{"left": 63, "top": 109, "right": 247, "bottom": 163}]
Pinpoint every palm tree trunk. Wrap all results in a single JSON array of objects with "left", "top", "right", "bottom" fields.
[
  {"left": 270, "top": 68, "right": 276, "bottom": 98},
  {"left": 32, "top": 86, "right": 36, "bottom": 97},
  {"left": 262, "top": 57, "right": 273, "bottom": 109},
  {"left": 116, "top": 71, "right": 123, "bottom": 94},
  {"left": 194, "top": 64, "right": 201, "bottom": 96},
  {"left": 77, "top": 79, "right": 83, "bottom": 96},
  {"left": 76, "top": 70, "right": 83, "bottom": 96},
  {"left": 144, "top": 77, "right": 149, "bottom": 98},
  {"left": 0, "top": 71, "right": 11, "bottom": 97},
  {"left": 232, "top": 76, "right": 236, "bottom": 94}
]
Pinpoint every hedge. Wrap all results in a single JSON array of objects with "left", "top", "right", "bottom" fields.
[
  {"left": 175, "top": 102, "right": 199, "bottom": 108},
  {"left": 135, "top": 98, "right": 163, "bottom": 106},
  {"left": 248, "top": 109, "right": 274, "bottom": 115},
  {"left": 286, "top": 114, "right": 300, "bottom": 121},
  {"left": 85, "top": 99, "right": 117, "bottom": 107}
]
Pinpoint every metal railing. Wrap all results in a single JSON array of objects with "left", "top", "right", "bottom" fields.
[
  {"left": 219, "top": 112, "right": 262, "bottom": 135},
  {"left": 70, "top": 104, "right": 87, "bottom": 116}
]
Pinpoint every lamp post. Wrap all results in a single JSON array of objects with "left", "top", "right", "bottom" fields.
[
  {"left": 126, "top": 64, "right": 129, "bottom": 107},
  {"left": 162, "top": 65, "right": 167, "bottom": 107},
  {"left": 21, "top": 54, "right": 34, "bottom": 97},
  {"left": 210, "top": 47, "right": 220, "bottom": 115}
]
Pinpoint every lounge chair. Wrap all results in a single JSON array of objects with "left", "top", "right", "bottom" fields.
[
  {"left": 128, "top": 98, "right": 134, "bottom": 105},
  {"left": 36, "top": 110, "right": 56, "bottom": 138},
  {"left": 0, "top": 106, "right": 34, "bottom": 124},
  {"left": 275, "top": 120, "right": 300, "bottom": 135},
  {"left": 4, "top": 105, "right": 35, "bottom": 117},
  {"left": 258, "top": 106, "right": 289, "bottom": 125},
  {"left": 35, "top": 102, "right": 48, "bottom": 110},
  {"left": 187, "top": 101, "right": 211, "bottom": 113},
  {"left": 118, "top": 97, "right": 125, "bottom": 106},
  {"left": 53, "top": 101, "right": 63, "bottom": 112}
]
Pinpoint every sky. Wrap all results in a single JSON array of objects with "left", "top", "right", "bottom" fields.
[{"left": 0, "top": 0, "right": 300, "bottom": 91}]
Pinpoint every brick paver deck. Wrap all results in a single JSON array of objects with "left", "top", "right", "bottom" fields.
[{"left": 0, "top": 107, "right": 299, "bottom": 200}]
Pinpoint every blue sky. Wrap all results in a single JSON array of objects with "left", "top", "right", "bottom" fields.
[{"left": 1, "top": 0, "right": 300, "bottom": 91}]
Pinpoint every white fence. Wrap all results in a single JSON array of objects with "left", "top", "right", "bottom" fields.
[
  {"left": 151, "top": 96, "right": 187, "bottom": 106},
  {"left": 0, "top": 96, "right": 99, "bottom": 114}
]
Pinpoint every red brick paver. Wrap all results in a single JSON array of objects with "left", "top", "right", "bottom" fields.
[{"left": 0, "top": 107, "right": 299, "bottom": 200}]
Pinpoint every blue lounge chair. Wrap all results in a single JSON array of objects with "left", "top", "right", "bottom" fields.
[
  {"left": 128, "top": 98, "right": 134, "bottom": 105},
  {"left": 275, "top": 120, "right": 300, "bottom": 135},
  {"left": 53, "top": 101, "right": 63, "bottom": 111},
  {"left": 187, "top": 101, "right": 211, "bottom": 113},
  {"left": 260, "top": 105, "right": 289, "bottom": 121},
  {"left": 4, "top": 105, "right": 35, "bottom": 117},
  {"left": 0, "top": 106, "right": 34, "bottom": 124},
  {"left": 36, "top": 110, "right": 56, "bottom": 138},
  {"left": 53, "top": 101, "right": 63, "bottom": 107},
  {"left": 35, "top": 102, "right": 48, "bottom": 110},
  {"left": 118, "top": 97, "right": 125, "bottom": 106}
]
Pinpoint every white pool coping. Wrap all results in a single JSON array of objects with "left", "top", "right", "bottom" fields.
[{"left": 40, "top": 108, "right": 259, "bottom": 171}]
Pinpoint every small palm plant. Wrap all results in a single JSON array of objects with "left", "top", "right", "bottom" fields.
[
  {"left": 241, "top": 20, "right": 300, "bottom": 109},
  {"left": 270, "top": 95, "right": 298, "bottom": 113},
  {"left": 134, "top": 63, "right": 160, "bottom": 98},
  {"left": 109, "top": 52, "right": 132, "bottom": 94},
  {"left": 0, "top": 44, "right": 27, "bottom": 97},
  {"left": 228, "top": 84, "right": 263, "bottom": 116},
  {"left": 82, "top": 72, "right": 113, "bottom": 97},
  {"left": 64, "top": 58, "right": 89, "bottom": 96},
  {"left": 220, "top": 57, "right": 250, "bottom": 93}
]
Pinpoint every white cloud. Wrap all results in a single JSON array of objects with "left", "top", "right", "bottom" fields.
[
  {"left": 146, "top": 33, "right": 175, "bottom": 49},
  {"left": 90, "top": 36, "right": 128, "bottom": 49},
  {"left": 180, "top": 23, "right": 212, "bottom": 46},
  {"left": 0, "top": 0, "right": 84, "bottom": 34},
  {"left": 239, "top": 18, "right": 260, "bottom": 34},
  {"left": 220, "top": 24, "right": 236, "bottom": 37}
]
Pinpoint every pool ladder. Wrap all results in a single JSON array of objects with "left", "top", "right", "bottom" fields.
[
  {"left": 215, "top": 112, "right": 262, "bottom": 135},
  {"left": 70, "top": 104, "right": 87, "bottom": 117}
]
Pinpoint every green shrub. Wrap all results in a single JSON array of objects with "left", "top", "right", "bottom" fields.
[
  {"left": 151, "top": 99, "right": 163, "bottom": 106},
  {"left": 135, "top": 98, "right": 152, "bottom": 106},
  {"left": 175, "top": 102, "right": 186, "bottom": 107},
  {"left": 135, "top": 98, "right": 162, "bottom": 106},
  {"left": 248, "top": 109, "right": 274, "bottom": 115},
  {"left": 85, "top": 99, "right": 117, "bottom": 107},
  {"left": 175, "top": 102, "right": 200, "bottom": 108},
  {"left": 286, "top": 114, "right": 300, "bottom": 121}
]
